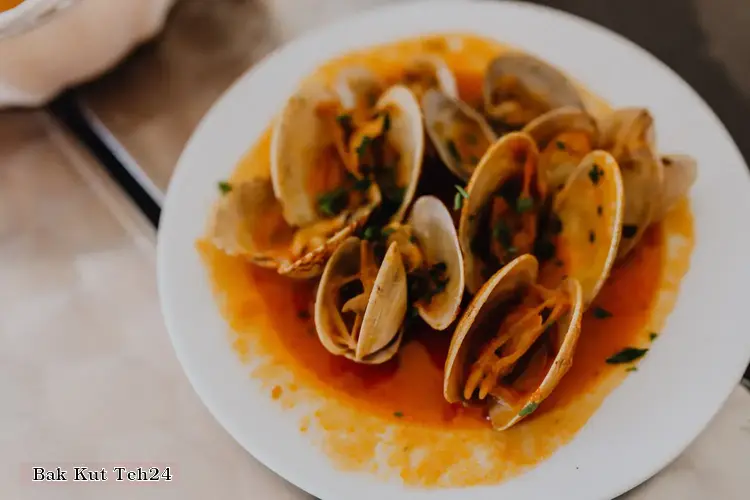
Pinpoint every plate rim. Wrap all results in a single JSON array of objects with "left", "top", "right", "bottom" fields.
[{"left": 157, "top": 1, "right": 750, "bottom": 499}]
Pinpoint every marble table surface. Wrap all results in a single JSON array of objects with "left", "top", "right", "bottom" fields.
[{"left": 0, "top": 113, "right": 749, "bottom": 500}]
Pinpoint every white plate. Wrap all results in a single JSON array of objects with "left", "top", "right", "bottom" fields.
[{"left": 157, "top": 1, "right": 750, "bottom": 498}]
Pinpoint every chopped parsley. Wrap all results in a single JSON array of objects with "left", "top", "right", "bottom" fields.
[
  {"left": 626, "top": 366, "right": 638, "bottom": 372},
  {"left": 555, "top": 140, "right": 566, "bottom": 150},
  {"left": 218, "top": 181, "right": 232, "bottom": 194},
  {"left": 588, "top": 163, "right": 604, "bottom": 185},
  {"left": 592, "top": 306, "right": 613, "bottom": 319},
  {"left": 515, "top": 196, "right": 534, "bottom": 213},
  {"left": 518, "top": 401, "right": 539, "bottom": 417},
  {"left": 649, "top": 332, "right": 659, "bottom": 341},
  {"left": 493, "top": 220, "right": 513, "bottom": 249},
  {"left": 352, "top": 177, "right": 372, "bottom": 192},
  {"left": 622, "top": 224, "right": 638, "bottom": 238},
  {"left": 394, "top": 411, "right": 404, "bottom": 418},
  {"left": 362, "top": 226, "right": 380, "bottom": 241},
  {"left": 356, "top": 135, "right": 373, "bottom": 158},
  {"left": 317, "top": 188, "right": 348, "bottom": 217},
  {"left": 453, "top": 184, "right": 469, "bottom": 211},
  {"left": 606, "top": 347, "right": 648, "bottom": 364},
  {"left": 589, "top": 230, "right": 596, "bottom": 243}
]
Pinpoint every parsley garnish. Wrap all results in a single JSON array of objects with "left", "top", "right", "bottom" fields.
[
  {"left": 394, "top": 411, "right": 404, "bottom": 418},
  {"left": 588, "top": 163, "right": 604, "bottom": 185},
  {"left": 622, "top": 224, "right": 638, "bottom": 238},
  {"left": 218, "top": 181, "right": 232, "bottom": 194},
  {"left": 516, "top": 196, "right": 533, "bottom": 213},
  {"left": 352, "top": 178, "right": 371, "bottom": 191},
  {"left": 606, "top": 347, "right": 648, "bottom": 364},
  {"left": 649, "top": 332, "right": 658, "bottom": 341},
  {"left": 626, "top": 366, "right": 638, "bottom": 372},
  {"left": 589, "top": 230, "right": 596, "bottom": 243},
  {"left": 453, "top": 184, "right": 469, "bottom": 210},
  {"left": 518, "top": 401, "right": 538, "bottom": 417},
  {"left": 556, "top": 140, "right": 566, "bottom": 150},
  {"left": 362, "top": 226, "right": 380, "bottom": 241},
  {"left": 317, "top": 188, "right": 348, "bottom": 217},
  {"left": 592, "top": 307, "right": 613, "bottom": 319},
  {"left": 493, "top": 220, "right": 512, "bottom": 249},
  {"left": 356, "top": 136, "right": 373, "bottom": 158}
]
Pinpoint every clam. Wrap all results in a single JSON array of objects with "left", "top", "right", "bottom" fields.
[
  {"left": 458, "top": 132, "right": 544, "bottom": 294},
  {"left": 314, "top": 237, "right": 407, "bottom": 364},
  {"left": 391, "top": 195, "right": 465, "bottom": 330},
  {"left": 206, "top": 178, "right": 294, "bottom": 269},
  {"left": 443, "top": 254, "right": 584, "bottom": 431},
  {"left": 267, "top": 82, "right": 424, "bottom": 277},
  {"left": 551, "top": 150, "right": 624, "bottom": 306},
  {"left": 422, "top": 89, "right": 497, "bottom": 180},
  {"left": 401, "top": 54, "right": 459, "bottom": 101},
  {"left": 653, "top": 154, "right": 697, "bottom": 221},
  {"left": 483, "top": 52, "right": 585, "bottom": 128},
  {"left": 598, "top": 108, "right": 664, "bottom": 259},
  {"left": 459, "top": 132, "right": 623, "bottom": 306},
  {"left": 522, "top": 106, "right": 599, "bottom": 191}
]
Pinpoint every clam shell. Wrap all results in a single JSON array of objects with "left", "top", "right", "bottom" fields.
[
  {"left": 653, "top": 154, "right": 697, "bottom": 221},
  {"left": 270, "top": 81, "right": 338, "bottom": 227},
  {"left": 314, "top": 237, "right": 407, "bottom": 364},
  {"left": 483, "top": 53, "right": 585, "bottom": 127},
  {"left": 408, "top": 196, "right": 465, "bottom": 330},
  {"left": 522, "top": 106, "right": 599, "bottom": 191},
  {"left": 402, "top": 54, "right": 459, "bottom": 100},
  {"left": 488, "top": 277, "right": 583, "bottom": 430},
  {"left": 444, "top": 254, "right": 539, "bottom": 404},
  {"left": 206, "top": 178, "right": 293, "bottom": 269},
  {"left": 553, "top": 151, "right": 624, "bottom": 306},
  {"left": 599, "top": 108, "right": 664, "bottom": 259},
  {"left": 458, "top": 132, "right": 540, "bottom": 294},
  {"left": 376, "top": 85, "right": 425, "bottom": 222},
  {"left": 422, "top": 89, "right": 497, "bottom": 181}
]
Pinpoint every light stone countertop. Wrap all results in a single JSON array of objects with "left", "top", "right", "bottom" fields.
[{"left": 0, "top": 111, "right": 749, "bottom": 499}]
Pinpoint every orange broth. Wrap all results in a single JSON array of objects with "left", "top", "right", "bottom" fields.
[{"left": 198, "top": 34, "right": 694, "bottom": 487}]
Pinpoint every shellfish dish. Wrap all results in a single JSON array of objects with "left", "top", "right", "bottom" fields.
[{"left": 198, "top": 34, "right": 696, "bottom": 487}]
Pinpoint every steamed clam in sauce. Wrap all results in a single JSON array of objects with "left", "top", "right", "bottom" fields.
[
  {"left": 200, "top": 34, "right": 696, "bottom": 487},
  {"left": 444, "top": 255, "right": 583, "bottom": 430}
]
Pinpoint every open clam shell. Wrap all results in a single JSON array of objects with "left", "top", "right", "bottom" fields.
[
  {"left": 483, "top": 53, "right": 585, "bottom": 128},
  {"left": 552, "top": 151, "right": 624, "bottom": 306},
  {"left": 458, "top": 132, "right": 542, "bottom": 294},
  {"left": 406, "top": 195, "right": 465, "bottom": 330},
  {"left": 373, "top": 85, "right": 425, "bottom": 222},
  {"left": 522, "top": 106, "right": 599, "bottom": 191},
  {"left": 422, "top": 89, "right": 497, "bottom": 181},
  {"left": 206, "top": 178, "right": 294, "bottom": 269},
  {"left": 653, "top": 154, "right": 697, "bottom": 221},
  {"left": 314, "top": 237, "right": 407, "bottom": 364},
  {"left": 599, "top": 108, "right": 664, "bottom": 259},
  {"left": 444, "top": 254, "right": 583, "bottom": 431},
  {"left": 401, "top": 54, "right": 459, "bottom": 101}
]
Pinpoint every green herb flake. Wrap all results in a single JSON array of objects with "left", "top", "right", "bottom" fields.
[
  {"left": 622, "top": 224, "right": 638, "bottom": 238},
  {"left": 363, "top": 226, "right": 380, "bottom": 241},
  {"left": 588, "top": 163, "right": 604, "bottom": 185},
  {"left": 626, "top": 366, "right": 638, "bottom": 372},
  {"left": 381, "top": 227, "right": 396, "bottom": 238},
  {"left": 394, "top": 411, "right": 404, "bottom": 418},
  {"left": 516, "top": 196, "right": 534, "bottom": 213},
  {"left": 317, "top": 188, "right": 348, "bottom": 217},
  {"left": 218, "top": 181, "right": 232, "bottom": 194},
  {"left": 649, "top": 332, "right": 659, "bottom": 341},
  {"left": 518, "top": 402, "right": 539, "bottom": 417},
  {"left": 352, "top": 177, "right": 371, "bottom": 192},
  {"left": 455, "top": 184, "right": 469, "bottom": 199},
  {"left": 335, "top": 113, "right": 352, "bottom": 125},
  {"left": 356, "top": 136, "right": 373, "bottom": 158},
  {"left": 447, "top": 140, "right": 461, "bottom": 162},
  {"left": 555, "top": 140, "right": 566, "bottom": 150},
  {"left": 589, "top": 230, "right": 596, "bottom": 243},
  {"left": 606, "top": 347, "right": 648, "bottom": 364},
  {"left": 493, "top": 221, "right": 512, "bottom": 248},
  {"left": 453, "top": 192, "right": 463, "bottom": 211},
  {"left": 592, "top": 306, "right": 613, "bottom": 319}
]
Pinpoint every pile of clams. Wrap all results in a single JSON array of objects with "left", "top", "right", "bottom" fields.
[{"left": 207, "top": 50, "right": 697, "bottom": 430}]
